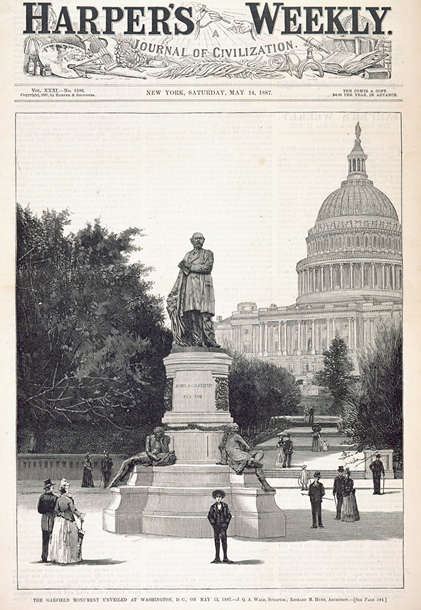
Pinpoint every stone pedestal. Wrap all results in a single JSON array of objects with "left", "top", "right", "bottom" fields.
[{"left": 103, "top": 348, "right": 286, "bottom": 538}]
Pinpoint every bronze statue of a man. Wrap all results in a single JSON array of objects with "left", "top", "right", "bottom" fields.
[
  {"left": 107, "top": 427, "right": 176, "bottom": 488},
  {"left": 167, "top": 232, "right": 219, "bottom": 348}
]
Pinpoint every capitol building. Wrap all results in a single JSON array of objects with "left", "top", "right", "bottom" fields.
[{"left": 214, "top": 124, "right": 402, "bottom": 381}]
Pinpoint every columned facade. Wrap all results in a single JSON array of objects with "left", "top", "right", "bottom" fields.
[{"left": 215, "top": 124, "right": 402, "bottom": 379}]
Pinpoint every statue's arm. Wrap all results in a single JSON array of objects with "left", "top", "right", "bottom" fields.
[
  {"left": 161, "top": 435, "right": 171, "bottom": 452},
  {"left": 190, "top": 250, "right": 214, "bottom": 274}
]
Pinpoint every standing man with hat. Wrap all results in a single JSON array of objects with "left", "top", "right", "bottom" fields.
[
  {"left": 308, "top": 471, "right": 325, "bottom": 529},
  {"left": 333, "top": 465, "right": 346, "bottom": 520},
  {"left": 369, "top": 454, "right": 385, "bottom": 494},
  {"left": 207, "top": 490, "right": 233, "bottom": 564},
  {"left": 282, "top": 433, "right": 293, "bottom": 468},
  {"left": 37, "top": 478, "right": 57, "bottom": 562}
]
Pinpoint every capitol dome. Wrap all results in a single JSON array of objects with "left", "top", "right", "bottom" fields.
[
  {"left": 296, "top": 123, "right": 402, "bottom": 305},
  {"left": 316, "top": 122, "right": 398, "bottom": 222},
  {"left": 316, "top": 179, "right": 398, "bottom": 222}
]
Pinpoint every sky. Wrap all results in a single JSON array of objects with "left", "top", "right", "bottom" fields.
[{"left": 16, "top": 111, "right": 401, "bottom": 320}]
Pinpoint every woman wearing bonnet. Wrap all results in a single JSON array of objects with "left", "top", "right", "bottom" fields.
[{"left": 49, "top": 479, "right": 85, "bottom": 564}]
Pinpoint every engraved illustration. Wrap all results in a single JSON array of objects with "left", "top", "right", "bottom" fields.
[
  {"left": 22, "top": 3, "right": 393, "bottom": 80},
  {"left": 16, "top": 115, "right": 403, "bottom": 593}
]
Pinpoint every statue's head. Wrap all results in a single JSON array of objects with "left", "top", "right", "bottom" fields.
[
  {"left": 230, "top": 423, "right": 239, "bottom": 432},
  {"left": 190, "top": 232, "right": 205, "bottom": 249},
  {"left": 153, "top": 426, "right": 165, "bottom": 437}
]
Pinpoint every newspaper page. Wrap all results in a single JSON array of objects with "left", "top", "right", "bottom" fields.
[{"left": 2, "top": 0, "right": 420, "bottom": 609}]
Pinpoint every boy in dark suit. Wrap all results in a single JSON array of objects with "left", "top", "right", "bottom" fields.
[
  {"left": 308, "top": 471, "right": 325, "bottom": 529},
  {"left": 207, "top": 490, "right": 233, "bottom": 564}
]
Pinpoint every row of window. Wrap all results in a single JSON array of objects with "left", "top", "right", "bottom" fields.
[{"left": 308, "top": 233, "right": 401, "bottom": 254}]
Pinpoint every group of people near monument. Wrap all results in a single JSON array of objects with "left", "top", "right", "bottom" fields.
[
  {"left": 274, "top": 433, "right": 294, "bottom": 468},
  {"left": 81, "top": 451, "right": 114, "bottom": 488},
  {"left": 34, "top": 234, "right": 388, "bottom": 564}
]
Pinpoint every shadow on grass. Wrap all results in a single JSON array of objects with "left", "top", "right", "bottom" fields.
[{"left": 282, "top": 509, "right": 403, "bottom": 542}]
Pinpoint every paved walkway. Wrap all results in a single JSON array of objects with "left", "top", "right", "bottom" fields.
[{"left": 17, "top": 477, "right": 403, "bottom": 594}]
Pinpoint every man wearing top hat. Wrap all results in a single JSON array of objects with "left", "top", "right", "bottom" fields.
[
  {"left": 333, "top": 465, "right": 346, "bottom": 520},
  {"left": 37, "top": 478, "right": 57, "bottom": 562},
  {"left": 308, "top": 471, "right": 325, "bottom": 529},
  {"left": 369, "top": 454, "right": 385, "bottom": 494},
  {"left": 282, "top": 433, "right": 293, "bottom": 468},
  {"left": 207, "top": 490, "right": 233, "bottom": 564}
]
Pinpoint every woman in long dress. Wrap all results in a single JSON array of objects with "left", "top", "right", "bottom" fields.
[
  {"left": 341, "top": 469, "right": 360, "bottom": 522},
  {"left": 81, "top": 453, "right": 94, "bottom": 487},
  {"left": 274, "top": 435, "right": 284, "bottom": 467},
  {"left": 49, "top": 479, "right": 85, "bottom": 563},
  {"left": 312, "top": 430, "right": 321, "bottom": 452}
]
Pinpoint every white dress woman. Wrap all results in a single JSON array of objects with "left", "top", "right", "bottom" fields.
[
  {"left": 49, "top": 480, "right": 85, "bottom": 563},
  {"left": 274, "top": 435, "right": 284, "bottom": 467}
]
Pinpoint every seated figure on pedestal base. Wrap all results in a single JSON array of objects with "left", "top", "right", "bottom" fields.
[
  {"left": 218, "top": 424, "right": 275, "bottom": 492},
  {"left": 107, "top": 427, "right": 176, "bottom": 488}
]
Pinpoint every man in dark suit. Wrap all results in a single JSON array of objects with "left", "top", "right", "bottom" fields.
[
  {"left": 308, "top": 471, "right": 325, "bottom": 528},
  {"left": 207, "top": 489, "right": 233, "bottom": 564},
  {"left": 308, "top": 406, "right": 315, "bottom": 425},
  {"left": 282, "top": 433, "right": 293, "bottom": 468},
  {"left": 333, "top": 465, "right": 346, "bottom": 519},
  {"left": 369, "top": 454, "right": 385, "bottom": 494},
  {"left": 37, "top": 478, "right": 57, "bottom": 562}
]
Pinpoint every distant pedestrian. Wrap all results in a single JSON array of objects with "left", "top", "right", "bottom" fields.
[
  {"left": 28, "top": 433, "right": 37, "bottom": 453},
  {"left": 341, "top": 468, "right": 360, "bottom": 522},
  {"left": 100, "top": 451, "right": 113, "bottom": 488},
  {"left": 37, "top": 478, "right": 57, "bottom": 562},
  {"left": 336, "top": 415, "right": 344, "bottom": 433},
  {"left": 298, "top": 465, "right": 309, "bottom": 490},
  {"left": 207, "top": 490, "right": 233, "bottom": 564},
  {"left": 81, "top": 453, "right": 94, "bottom": 488},
  {"left": 308, "top": 471, "right": 325, "bottom": 528},
  {"left": 303, "top": 405, "right": 309, "bottom": 423},
  {"left": 308, "top": 406, "right": 315, "bottom": 425},
  {"left": 333, "top": 466, "right": 346, "bottom": 520},
  {"left": 369, "top": 454, "right": 385, "bottom": 495},
  {"left": 274, "top": 434, "right": 284, "bottom": 468},
  {"left": 282, "top": 434, "right": 293, "bottom": 468},
  {"left": 321, "top": 438, "right": 329, "bottom": 452},
  {"left": 312, "top": 426, "right": 322, "bottom": 452}
]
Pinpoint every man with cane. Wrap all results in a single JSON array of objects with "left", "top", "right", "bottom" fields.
[{"left": 369, "top": 454, "right": 385, "bottom": 495}]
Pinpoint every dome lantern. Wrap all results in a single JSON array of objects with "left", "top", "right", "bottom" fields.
[{"left": 347, "top": 122, "right": 368, "bottom": 178}]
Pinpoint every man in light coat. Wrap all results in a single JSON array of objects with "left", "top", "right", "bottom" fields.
[{"left": 167, "top": 233, "right": 219, "bottom": 347}]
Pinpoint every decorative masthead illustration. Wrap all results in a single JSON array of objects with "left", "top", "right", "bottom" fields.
[{"left": 22, "top": 3, "right": 393, "bottom": 80}]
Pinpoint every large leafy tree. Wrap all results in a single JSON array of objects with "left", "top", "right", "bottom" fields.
[
  {"left": 313, "top": 334, "right": 355, "bottom": 410},
  {"left": 228, "top": 352, "right": 301, "bottom": 430},
  {"left": 17, "top": 205, "right": 172, "bottom": 447},
  {"left": 345, "top": 321, "right": 402, "bottom": 458}
]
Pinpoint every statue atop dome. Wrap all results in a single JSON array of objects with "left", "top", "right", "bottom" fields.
[{"left": 355, "top": 121, "right": 361, "bottom": 139}]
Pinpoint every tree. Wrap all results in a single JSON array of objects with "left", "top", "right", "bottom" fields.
[
  {"left": 345, "top": 320, "right": 402, "bottom": 458},
  {"left": 17, "top": 205, "right": 172, "bottom": 450},
  {"left": 228, "top": 352, "right": 301, "bottom": 431},
  {"left": 313, "top": 334, "right": 355, "bottom": 411}
]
